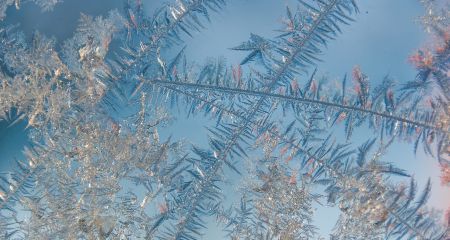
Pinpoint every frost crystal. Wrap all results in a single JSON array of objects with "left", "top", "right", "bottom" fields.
[{"left": 0, "top": 0, "right": 448, "bottom": 239}]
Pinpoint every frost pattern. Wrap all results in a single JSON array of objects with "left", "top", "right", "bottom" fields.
[
  {"left": 0, "top": 0, "right": 62, "bottom": 20},
  {"left": 0, "top": 0, "right": 448, "bottom": 239}
]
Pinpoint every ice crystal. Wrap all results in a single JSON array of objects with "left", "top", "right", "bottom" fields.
[
  {"left": 0, "top": 0, "right": 62, "bottom": 20},
  {"left": 0, "top": 0, "right": 448, "bottom": 239}
]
